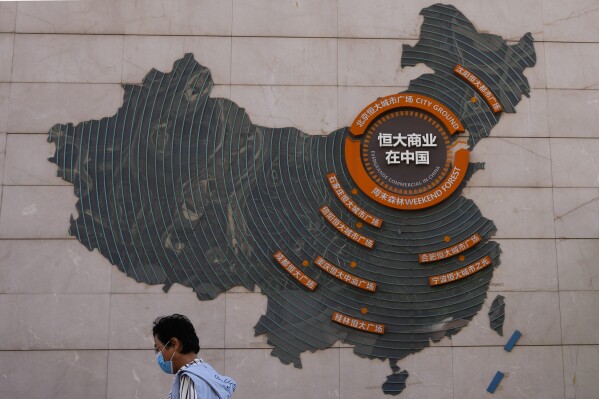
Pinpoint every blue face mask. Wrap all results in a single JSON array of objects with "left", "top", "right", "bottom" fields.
[{"left": 156, "top": 339, "right": 175, "bottom": 374}]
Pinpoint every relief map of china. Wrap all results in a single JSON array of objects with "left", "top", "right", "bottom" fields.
[{"left": 47, "top": 4, "right": 535, "bottom": 395}]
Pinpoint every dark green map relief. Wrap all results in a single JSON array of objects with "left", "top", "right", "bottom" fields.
[{"left": 48, "top": 4, "right": 535, "bottom": 395}]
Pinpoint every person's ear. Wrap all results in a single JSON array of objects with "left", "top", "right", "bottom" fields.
[{"left": 170, "top": 337, "right": 180, "bottom": 352}]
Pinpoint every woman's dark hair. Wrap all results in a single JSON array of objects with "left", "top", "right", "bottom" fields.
[{"left": 152, "top": 314, "right": 200, "bottom": 354}]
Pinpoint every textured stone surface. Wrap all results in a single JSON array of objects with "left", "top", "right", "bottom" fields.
[
  {"left": 545, "top": 42, "right": 599, "bottom": 89},
  {"left": 0, "top": 34, "right": 14, "bottom": 82},
  {"left": 12, "top": 34, "right": 123, "bottom": 83},
  {"left": 123, "top": 36, "right": 231, "bottom": 85},
  {"left": 551, "top": 138, "right": 599, "bottom": 187},
  {"left": 468, "top": 138, "right": 552, "bottom": 187},
  {"left": 1, "top": 1, "right": 597, "bottom": 398},
  {"left": 124, "top": 0, "right": 232, "bottom": 36},
  {"left": 548, "top": 89, "right": 599, "bottom": 138},
  {"left": 0, "top": 351, "right": 108, "bottom": 398},
  {"left": 232, "top": 0, "right": 338, "bottom": 37},
  {"left": 0, "top": 240, "right": 112, "bottom": 294},
  {"left": 0, "top": 294, "right": 110, "bottom": 350},
  {"left": 554, "top": 188, "right": 599, "bottom": 238},
  {"left": 224, "top": 348, "right": 341, "bottom": 399},
  {"left": 16, "top": 0, "right": 126, "bottom": 34},
  {"left": 0, "top": 186, "right": 76, "bottom": 239},
  {"left": 453, "top": 346, "right": 564, "bottom": 399},
  {"left": 560, "top": 291, "right": 599, "bottom": 345},
  {"left": 543, "top": 0, "right": 599, "bottom": 42},
  {"left": 231, "top": 37, "right": 337, "bottom": 85},
  {"left": 491, "top": 239, "right": 558, "bottom": 291},
  {"left": 0, "top": 3, "right": 17, "bottom": 33},
  {"left": 563, "top": 345, "right": 599, "bottom": 399},
  {"left": 463, "top": 187, "right": 555, "bottom": 238},
  {"left": 108, "top": 293, "right": 226, "bottom": 349},
  {"left": 8, "top": 83, "right": 123, "bottom": 133},
  {"left": 230, "top": 85, "right": 338, "bottom": 135},
  {"left": 556, "top": 239, "right": 599, "bottom": 290},
  {"left": 4, "top": 134, "right": 71, "bottom": 185},
  {"left": 0, "top": 84, "right": 8, "bottom": 133}
]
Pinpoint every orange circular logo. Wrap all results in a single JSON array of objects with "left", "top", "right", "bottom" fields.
[{"left": 346, "top": 93, "right": 469, "bottom": 210}]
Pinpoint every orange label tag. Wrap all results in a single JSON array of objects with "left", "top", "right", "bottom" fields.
[
  {"left": 419, "top": 233, "right": 482, "bottom": 263},
  {"left": 273, "top": 251, "right": 318, "bottom": 291},
  {"left": 429, "top": 256, "right": 493, "bottom": 286},
  {"left": 331, "top": 311, "right": 384, "bottom": 334},
  {"left": 314, "top": 256, "right": 376, "bottom": 292},
  {"left": 326, "top": 173, "right": 382, "bottom": 228},
  {"left": 320, "top": 206, "right": 374, "bottom": 249},
  {"left": 454, "top": 64, "right": 503, "bottom": 113}
]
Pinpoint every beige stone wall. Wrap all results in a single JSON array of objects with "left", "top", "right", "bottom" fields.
[{"left": 0, "top": 1, "right": 598, "bottom": 398}]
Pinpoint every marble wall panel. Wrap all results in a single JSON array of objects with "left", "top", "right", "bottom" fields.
[
  {"left": 548, "top": 89, "right": 599, "bottom": 138},
  {"left": 231, "top": 37, "right": 337, "bottom": 86},
  {"left": 0, "top": 83, "right": 8, "bottom": 134},
  {"left": 225, "top": 291, "right": 270, "bottom": 349},
  {"left": 0, "top": 350, "right": 108, "bottom": 399},
  {"left": 337, "top": 86, "right": 407, "bottom": 127},
  {"left": 453, "top": 346, "right": 564, "bottom": 399},
  {"left": 545, "top": 42, "right": 599, "bottom": 90},
  {"left": 451, "top": 291, "right": 562, "bottom": 346},
  {"left": 491, "top": 239, "right": 558, "bottom": 292},
  {"left": 108, "top": 293, "right": 226, "bottom": 350},
  {"left": 338, "top": 0, "right": 426, "bottom": 39},
  {"left": 469, "top": 138, "right": 552, "bottom": 187},
  {"left": 4, "top": 133, "right": 69, "bottom": 185},
  {"left": 224, "top": 348, "right": 340, "bottom": 399},
  {"left": 210, "top": 84, "right": 231, "bottom": 100},
  {"left": 338, "top": 0, "right": 544, "bottom": 42},
  {"left": 560, "top": 291, "right": 599, "bottom": 345},
  {"left": 551, "top": 138, "right": 599, "bottom": 187},
  {"left": 526, "top": 41, "right": 547, "bottom": 90},
  {"left": 230, "top": 85, "right": 338, "bottom": 135},
  {"left": 0, "top": 293, "right": 110, "bottom": 350},
  {"left": 122, "top": 35, "right": 231, "bottom": 85},
  {"left": 106, "top": 349, "right": 180, "bottom": 399},
  {"left": 0, "top": 186, "right": 76, "bottom": 239},
  {"left": 0, "top": 240, "right": 112, "bottom": 294},
  {"left": 0, "top": 132, "right": 5, "bottom": 185},
  {"left": 0, "top": 3, "right": 16, "bottom": 33},
  {"left": 0, "top": 33, "right": 14, "bottom": 82},
  {"left": 0, "top": 1, "right": 596, "bottom": 398},
  {"left": 106, "top": 349, "right": 224, "bottom": 399},
  {"left": 232, "top": 0, "right": 337, "bottom": 37},
  {"left": 8, "top": 83, "right": 123, "bottom": 133},
  {"left": 462, "top": 187, "right": 555, "bottom": 238},
  {"left": 12, "top": 34, "right": 123, "bottom": 83},
  {"left": 563, "top": 345, "right": 599, "bottom": 399},
  {"left": 490, "top": 89, "right": 549, "bottom": 137},
  {"left": 110, "top": 265, "right": 202, "bottom": 295},
  {"left": 556, "top": 238, "right": 599, "bottom": 291},
  {"left": 554, "top": 188, "right": 599, "bottom": 239},
  {"left": 16, "top": 0, "right": 126, "bottom": 34},
  {"left": 543, "top": 0, "right": 599, "bottom": 42},
  {"left": 124, "top": 0, "right": 232, "bottom": 36},
  {"left": 0, "top": 294, "right": 20, "bottom": 345},
  {"left": 338, "top": 39, "right": 419, "bottom": 87},
  {"left": 340, "top": 347, "right": 453, "bottom": 399}
]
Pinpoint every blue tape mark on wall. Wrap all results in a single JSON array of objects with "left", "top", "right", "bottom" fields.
[
  {"left": 505, "top": 330, "right": 522, "bottom": 352},
  {"left": 47, "top": 4, "right": 535, "bottom": 395},
  {"left": 487, "top": 371, "right": 505, "bottom": 393}
]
